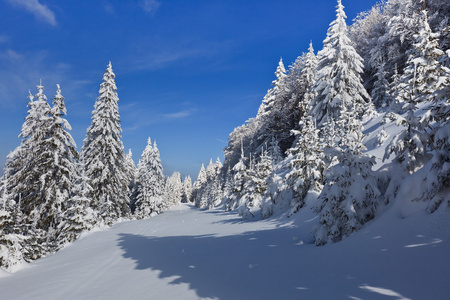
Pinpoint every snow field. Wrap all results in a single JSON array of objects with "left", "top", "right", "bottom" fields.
[{"left": 0, "top": 202, "right": 449, "bottom": 300}]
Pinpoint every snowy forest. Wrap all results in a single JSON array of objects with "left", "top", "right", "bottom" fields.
[{"left": 1, "top": 0, "right": 450, "bottom": 272}]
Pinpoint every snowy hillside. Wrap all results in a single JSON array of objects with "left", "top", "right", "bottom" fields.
[{"left": 0, "top": 202, "right": 449, "bottom": 300}]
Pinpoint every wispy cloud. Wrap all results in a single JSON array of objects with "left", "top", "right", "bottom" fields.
[
  {"left": 163, "top": 109, "right": 195, "bottom": 120},
  {"left": 139, "top": 0, "right": 161, "bottom": 15},
  {"left": 124, "top": 37, "right": 236, "bottom": 72},
  {"left": 6, "top": 0, "right": 57, "bottom": 26}
]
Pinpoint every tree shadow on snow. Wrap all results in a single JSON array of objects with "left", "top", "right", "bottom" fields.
[
  {"left": 117, "top": 228, "right": 307, "bottom": 300},
  {"left": 116, "top": 224, "right": 423, "bottom": 300}
]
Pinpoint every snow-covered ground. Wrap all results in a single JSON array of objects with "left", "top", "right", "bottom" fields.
[{"left": 0, "top": 201, "right": 449, "bottom": 300}]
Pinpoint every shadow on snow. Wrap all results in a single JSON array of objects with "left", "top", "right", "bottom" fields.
[{"left": 116, "top": 222, "right": 428, "bottom": 300}]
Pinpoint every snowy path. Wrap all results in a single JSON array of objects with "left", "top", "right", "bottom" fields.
[{"left": 1, "top": 203, "right": 449, "bottom": 300}]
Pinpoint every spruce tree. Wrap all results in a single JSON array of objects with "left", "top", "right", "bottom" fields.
[
  {"left": 384, "top": 11, "right": 440, "bottom": 174},
  {"left": 309, "top": 0, "right": 373, "bottom": 126},
  {"left": 41, "top": 84, "right": 79, "bottom": 245},
  {"left": 81, "top": 63, "right": 130, "bottom": 224},
  {"left": 164, "top": 172, "right": 182, "bottom": 207},
  {"left": 125, "top": 149, "right": 137, "bottom": 207},
  {"left": 299, "top": 42, "right": 318, "bottom": 118},
  {"left": 134, "top": 139, "right": 166, "bottom": 218},
  {"left": 182, "top": 176, "right": 192, "bottom": 203},
  {"left": 371, "top": 62, "right": 392, "bottom": 109},
  {"left": 256, "top": 58, "right": 288, "bottom": 118},
  {"left": 192, "top": 164, "right": 206, "bottom": 207},
  {"left": 285, "top": 116, "right": 325, "bottom": 215}
]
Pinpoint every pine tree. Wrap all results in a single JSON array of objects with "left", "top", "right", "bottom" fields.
[
  {"left": 206, "top": 158, "right": 224, "bottom": 209},
  {"left": 40, "top": 84, "right": 79, "bottom": 246},
  {"left": 14, "top": 84, "right": 52, "bottom": 231},
  {"left": 309, "top": 0, "right": 373, "bottom": 126},
  {"left": 134, "top": 139, "right": 166, "bottom": 218},
  {"left": 58, "top": 163, "right": 96, "bottom": 245},
  {"left": 285, "top": 116, "right": 325, "bottom": 215},
  {"left": 164, "top": 172, "right": 183, "bottom": 207},
  {"left": 371, "top": 62, "right": 392, "bottom": 109},
  {"left": 125, "top": 149, "right": 137, "bottom": 206},
  {"left": 256, "top": 58, "right": 288, "bottom": 118},
  {"left": 225, "top": 151, "right": 247, "bottom": 212},
  {"left": 299, "top": 42, "right": 318, "bottom": 118},
  {"left": 182, "top": 176, "right": 192, "bottom": 203},
  {"left": 313, "top": 148, "right": 380, "bottom": 246},
  {"left": 389, "top": 64, "right": 403, "bottom": 113},
  {"left": 0, "top": 175, "right": 25, "bottom": 270},
  {"left": 384, "top": 11, "right": 440, "bottom": 174},
  {"left": 267, "top": 136, "right": 283, "bottom": 168},
  {"left": 81, "top": 63, "right": 130, "bottom": 224},
  {"left": 422, "top": 49, "right": 450, "bottom": 212}
]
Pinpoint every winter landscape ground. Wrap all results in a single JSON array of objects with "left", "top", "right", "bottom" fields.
[{"left": 1, "top": 200, "right": 449, "bottom": 300}]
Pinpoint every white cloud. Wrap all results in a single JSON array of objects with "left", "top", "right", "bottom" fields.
[
  {"left": 163, "top": 110, "right": 195, "bottom": 120},
  {"left": 6, "top": 0, "right": 57, "bottom": 26},
  {"left": 140, "top": 0, "right": 161, "bottom": 15}
]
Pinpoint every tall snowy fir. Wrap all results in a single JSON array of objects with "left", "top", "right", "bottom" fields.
[
  {"left": 285, "top": 116, "right": 325, "bottom": 215},
  {"left": 182, "top": 176, "right": 192, "bottom": 203},
  {"left": 384, "top": 10, "right": 442, "bottom": 174},
  {"left": 299, "top": 42, "right": 318, "bottom": 118},
  {"left": 40, "top": 84, "right": 79, "bottom": 246},
  {"left": 134, "top": 139, "right": 166, "bottom": 218},
  {"left": 309, "top": 0, "right": 373, "bottom": 126},
  {"left": 80, "top": 62, "right": 130, "bottom": 225},
  {"left": 164, "top": 172, "right": 183, "bottom": 207}
]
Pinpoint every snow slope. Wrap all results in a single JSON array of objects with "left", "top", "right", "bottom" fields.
[{"left": 0, "top": 202, "right": 449, "bottom": 300}]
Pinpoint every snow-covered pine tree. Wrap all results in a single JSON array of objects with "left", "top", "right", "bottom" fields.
[
  {"left": 13, "top": 84, "right": 52, "bottom": 231},
  {"left": 81, "top": 62, "right": 130, "bottom": 224},
  {"left": 225, "top": 150, "right": 247, "bottom": 212},
  {"left": 38, "top": 84, "right": 79, "bottom": 247},
  {"left": 313, "top": 147, "right": 380, "bottom": 246},
  {"left": 134, "top": 139, "right": 166, "bottom": 218},
  {"left": 312, "top": 13, "right": 381, "bottom": 244},
  {"left": 125, "top": 149, "right": 137, "bottom": 206},
  {"left": 58, "top": 163, "right": 96, "bottom": 245},
  {"left": 314, "top": 98, "right": 380, "bottom": 246},
  {"left": 0, "top": 174, "right": 25, "bottom": 270},
  {"left": 422, "top": 50, "right": 450, "bottom": 212},
  {"left": 389, "top": 64, "right": 403, "bottom": 113},
  {"left": 164, "top": 172, "right": 183, "bottom": 207},
  {"left": 247, "top": 150, "right": 273, "bottom": 216},
  {"left": 192, "top": 164, "right": 207, "bottom": 206},
  {"left": 236, "top": 155, "right": 257, "bottom": 218},
  {"left": 371, "top": 62, "right": 392, "bottom": 109},
  {"left": 195, "top": 159, "right": 219, "bottom": 208},
  {"left": 298, "top": 42, "right": 318, "bottom": 118},
  {"left": 285, "top": 116, "right": 325, "bottom": 215},
  {"left": 207, "top": 158, "right": 224, "bottom": 209},
  {"left": 182, "top": 176, "right": 192, "bottom": 203},
  {"left": 267, "top": 136, "right": 283, "bottom": 169},
  {"left": 384, "top": 10, "right": 441, "bottom": 174},
  {"left": 257, "top": 58, "right": 288, "bottom": 118},
  {"left": 309, "top": 0, "right": 373, "bottom": 126}
]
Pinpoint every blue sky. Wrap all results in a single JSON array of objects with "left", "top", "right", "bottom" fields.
[{"left": 0, "top": 0, "right": 378, "bottom": 179}]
